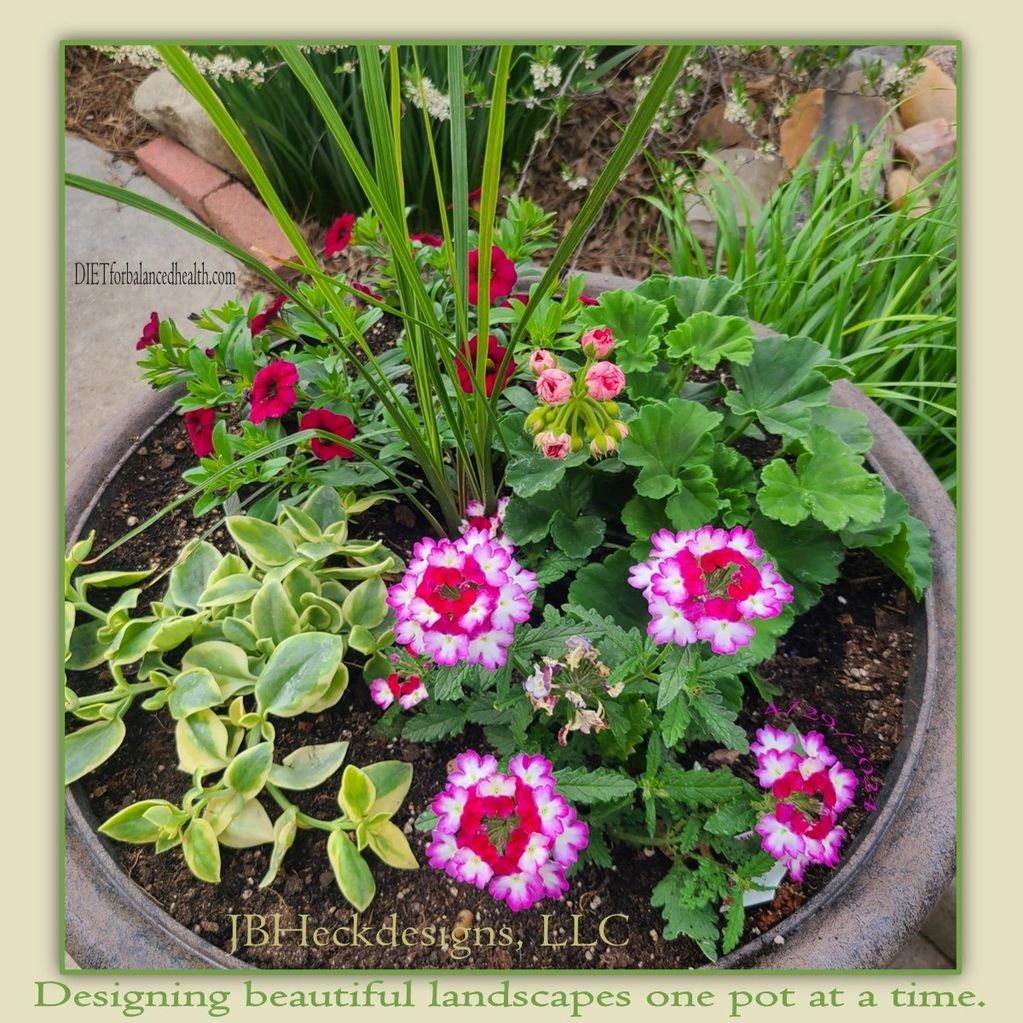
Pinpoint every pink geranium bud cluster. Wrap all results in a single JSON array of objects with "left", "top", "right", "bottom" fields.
[
  {"left": 628, "top": 525, "right": 794, "bottom": 654},
  {"left": 522, "top": 327, "right": 629, "bottom": 461},
  {"left": 426, "top": 751, "right": 589, "bottom": 911},
  {"left": 751, "top": 725, "right": 858, "bottom": 882},
  {"left": 386, "top": 524, "right": 537, "bottom": 669}
]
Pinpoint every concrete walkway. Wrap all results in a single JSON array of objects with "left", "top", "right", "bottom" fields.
[{"left": 64, "top": 133, "right": 244, "bottom": 467}]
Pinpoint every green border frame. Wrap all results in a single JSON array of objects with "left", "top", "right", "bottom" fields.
[{"left": 59, "top": 35, "right": 962, "bottom": 977}]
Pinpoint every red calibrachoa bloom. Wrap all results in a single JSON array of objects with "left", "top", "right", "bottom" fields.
[
  {"left": 325, "top": 213, "right": 357, "bottom": 257},
  {"left": 351, "top": 281, "right": 383, "bottom": 303},
  {"left": 249, "top": 360, "right": 299, "bottom": 424},
  {"left": 136, "top": 312, "right": 160, "bottom": 350},
  {"left": 410, "top": 233, "right": 443, "bottom": 247},
  {"left": 455, "top": 335, "right": 516, "bottom": 397},
  {"left": 183, "top": 408, "right": 216, "bottom": 457},
  {"left": 468, "top": 245, "right": 517, "bottom": 305},
  {"left": 299, "top": 407, "right": 357, "bottom": 461},
  {"left": 249, "top": 294, "right": 287, "bottom": 336}
]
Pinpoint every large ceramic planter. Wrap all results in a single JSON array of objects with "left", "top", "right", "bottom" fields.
[{"left": 64, "top": 273, "right": 956, "bottom": 970}]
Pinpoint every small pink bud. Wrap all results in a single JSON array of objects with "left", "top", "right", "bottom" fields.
[
  {"left": 536, "top": 368, "right": 574, "bottom": 406},
  {"left": 584, "top": 361, "right": 626, "bottom": 401},
  {"left": 536, "top": 430, "right": 573, "bottom": 460},
  {"left": 581, "top": 327, "right": 615, "bottom": 358},
  {"left": 527, "top": 348, "right": 558, "bottom": 376},
  {"left": 611, "top": 419, "right": 630, "bottom": 440}
]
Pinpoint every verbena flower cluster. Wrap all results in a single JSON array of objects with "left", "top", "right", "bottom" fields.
[
  {"left": 426, "top": 751, "right": 588, "bottom": 911},
  {"left": 386, "top": 514, "right": 537, "bottom": 669},
  {"left": 751, "top": 725, "right": 858, "bottom": 882},
  {"left": 628, "top": 526, "right": 794, "bottom": 654}
]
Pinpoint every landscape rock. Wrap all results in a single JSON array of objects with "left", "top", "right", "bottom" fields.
[
  {"left": 134, "top": 69, "right": 248, "bottom": 179},
  {"left": 691, "top": 101, "right": 760, "bottom": 149},
  {"left": 780, "top": 89, "right": 825, "bottom": 169},
  {"left": 886, "top": 168, "right": 931, "bottom": 218},
  {"left": 924, "top": 45, "right": 957, "bottom": 81},
  {"left": 685, "top": 147, "right": 784, "bottom": 248},
  {"left": 894, "top": 117, "right": 957, "bottom": 180},
  {"left": 897, "top": 59, "right": 957, "bottom": 128},
  {"left": 780, "top": 86, "right": 890, "bottom": 178}
]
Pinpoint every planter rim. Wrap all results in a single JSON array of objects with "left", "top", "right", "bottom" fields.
[{"left": 64, "top": 272, "right": 956, "bottom": 970}]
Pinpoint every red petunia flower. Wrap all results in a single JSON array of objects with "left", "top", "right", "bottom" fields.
[
  {"left": 249, "top": 360, "right": 299, "bottom": 424},
  {"left": 250, "top": 294, "right": 287, "bottom": 336},
  {"left": 184, "top": 408, "right": 216, "bottom": 458},
  {"left": 136, "top": 311, "right": 160, "bottom": 350},
  {"left": 325, "top": 213, "right": 357, "bottom": 257},
  {"left": 299, "top": 407, "right": 357, "bottom": 461},
  {"left": 351, "top": 280, "right": 384, "bottom": 303},
  {"left": 499, "top": 293, "right": 531, "bottom": 308},
  {"left": 410, "top": 233, "right": 443, "bottom": 247},
  {"left": 468, "top": 246, "right": 517, "bottom": 305},
  {"left": 455, "top": 335, "right": 516, "bottom": 396},
  {"left": 577, "top": 293, "right": 599, "bottom": 306}
]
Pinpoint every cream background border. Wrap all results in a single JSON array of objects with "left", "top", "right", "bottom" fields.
[{"left": 5, "top": 2, "right": 1008, "bottom": 1018}]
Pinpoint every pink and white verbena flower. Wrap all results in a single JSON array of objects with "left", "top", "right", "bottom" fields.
[
  {"left": 426, "top": 751, "right": 588, "bottom": 911},
  {"left": 752, "top": 725, "right": 858, "bottom": 882},
  {"left": 386, "top": 528, "right": 537, "bottom": 669},
  {"left": 628, "top": 525, "right": 794, "bottom": 655},
  {"left": 369, "top": 672, "right": 428, "bottom": 711}
]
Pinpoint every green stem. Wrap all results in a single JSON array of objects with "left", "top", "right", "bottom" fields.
[
  {"left": 725, "top": 414, "right": 755, "bottom": 444},
  {"left": 75, "top": 682, "right": 159, "bottom": 708},
  {"left": 265, "top": 783, "right": 340, "bottom": 833}
]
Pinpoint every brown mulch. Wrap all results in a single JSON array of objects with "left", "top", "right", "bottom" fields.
[{"left": 64, "top": 45, "right": 159, "bottom": 160}]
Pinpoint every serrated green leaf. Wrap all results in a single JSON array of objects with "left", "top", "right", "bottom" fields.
[
  {"left": 619, "top": 398, "right": 721, "bottom": 499},
  {"left": 665, "top": 313, "right": 754, "bottom": 370},
  {"left": 401, "top": 703, "right": 466, "bottom": 743},
  {"left": 567, "top": 550, "right": 650, "bottom": 632},
  {"left": 722, "top": 893, "right": 746, "bottom": 954},
  {"left": 688, "top": 689, "right": 749, "bottom": 753},
  {"left": 810, "top": 404, "right": 873, "bottom": 455},
  {"left": 725, "top": 335, "right": 834, "bottom": 441},
  {"left": 870, "top": 511, "right": 933, "bottom": 600},
  {"left": 552, "top": 766, "right": 637, "bottom": 803},
  {"left": 660, "top": 691, "right": 691, "bottom": 747},
  {"left": 757, "top": 428, "right": 885, "bottom": 531},
  {"left": 503, "top": 495, "right": 555, "bottom": 545},
  {"left": 660, "top": 767, "right": 744, "bottom": 806},
  {"left": 580, "top": 289, "right": 667, "bottom": 372},
  {"left": 550, "top": 511, "right": 605, "bottom": 560}
]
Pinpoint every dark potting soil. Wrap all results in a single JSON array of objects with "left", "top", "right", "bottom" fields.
[{"left": 67, "top": 413, "right": 913, "bottom": 970}]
